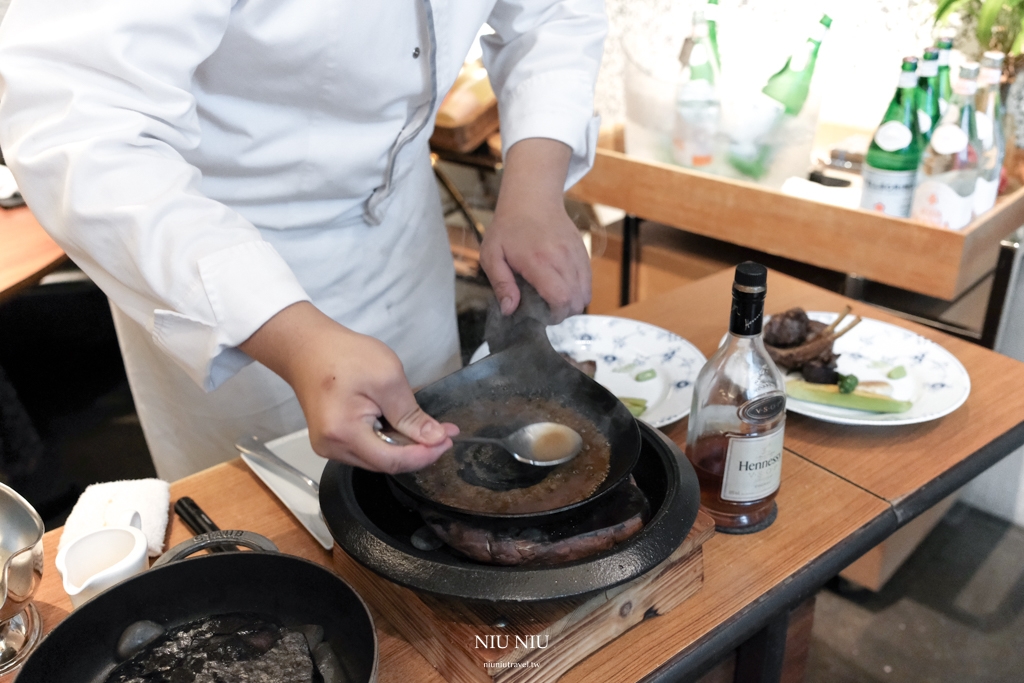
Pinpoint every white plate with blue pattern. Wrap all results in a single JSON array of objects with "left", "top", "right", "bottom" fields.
[
  {"left": 469, "top": 314, "right": 707, "bottom": 427},
  {"left": 780, "top": 312, "right": 970, "bottom": 426}
]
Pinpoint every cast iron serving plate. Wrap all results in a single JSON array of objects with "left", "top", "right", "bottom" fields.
[{"left": 320, "top": 421, "right": 700, "bottom": 603}]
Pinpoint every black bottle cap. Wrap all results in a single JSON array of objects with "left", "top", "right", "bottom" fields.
[{"left": 734, "top": 262, "right": 767, "bottom": 289}]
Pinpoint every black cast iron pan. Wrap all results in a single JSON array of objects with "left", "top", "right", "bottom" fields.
[
  {"left": 390, "top": 315, "right": 642, "bottom": 521},
  {"left": 18, "top": 531, "right": 377, "bottom": 682}
]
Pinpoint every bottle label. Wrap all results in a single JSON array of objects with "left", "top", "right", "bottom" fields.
[
  {"left": 673, "top": 85, "right": 720, "bottom": 168},
  {"left": 918, "top": 110, "right": 932, "bottom": 133},
  {"left": 912, "top": 179, "right": 974, "bottom": 230},
  {"left": 898, "top": 71, "right": 917, "bottom": 88},
  {"left": 979, "top": 67, "right": 1001, "bottom": 87},
  {"left": 860, "top": 166, "right": 916, "bottom": 217},
  {"left": 737, "top": 392, "right": 786, "bottom": 423},
  {"left": 789, "top": 43, "right": 812, "bottom": 72},
  {"left": 720, "top": 428, "right": 784, "bottom": 503},
  {"left": 953, "top": 82, "right": 977, "bottom": 97},
  {"left": 930, "top": 124, "right": 968, "bottom": 155},
  {"left": 974, "top": 175, "right": 999, "bottom": 215},
  {"left": 874, "top": 121, "right": 913, "bottom": 151}
]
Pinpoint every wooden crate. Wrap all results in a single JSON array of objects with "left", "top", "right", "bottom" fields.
[{"left": 568, "top": 148, "right": 1024, "bottom": 301}]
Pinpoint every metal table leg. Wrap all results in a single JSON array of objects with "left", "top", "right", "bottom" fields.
[
  {"left": 732, "top": 610, "right": 790, "bottom": 683},
  {"left": 980, "top": 232, "right": 1022, "bottom": 348},
  {"left": 621, "top": 214, "right": 641, "bottom": 307}
]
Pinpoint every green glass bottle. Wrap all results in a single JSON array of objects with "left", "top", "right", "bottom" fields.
[
  {"left": 727, "top": 14, "right": 831, "bottom": 179},
  {"left": 936, "top": 37, "right": 953, "bottom": 115},
  {"left": 916, "top": 47, "right": 941, "bottom": 142},
  {"left": 706, "top": 0, "right": 721, "bottom": 70},
  {"left": 762, "top": 14, "right": 832, "bottom": 116},
  {"left": 860, "top": 57, "right": 924, "bottom": 218}
]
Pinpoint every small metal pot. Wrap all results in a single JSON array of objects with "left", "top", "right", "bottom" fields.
[{"left": 0, "top": 483, "right": 44, "bottom": 674}]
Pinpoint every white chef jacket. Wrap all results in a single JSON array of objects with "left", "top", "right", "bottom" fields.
[{"left": 0, "top": 0, "right": 605, "bottom": 393}]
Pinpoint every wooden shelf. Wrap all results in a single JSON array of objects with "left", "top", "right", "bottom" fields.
[{"left": 568, "top": 148, "right": 1024, "bottom": 301}]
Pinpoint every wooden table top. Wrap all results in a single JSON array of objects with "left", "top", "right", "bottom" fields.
[
  {"left": 634, "top": 269, "right": 1024, "bottom": 515},
  {"left": 0, "top": 207, "right": 66, "bottom": 303},
  {"left": 12, "top": 269, "right": 1019, "bottom": 682},
  {"left": 16, "top": 456, "right": 890, "bottom": 683}
]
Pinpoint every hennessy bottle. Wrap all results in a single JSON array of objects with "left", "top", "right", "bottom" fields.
[{"left": 685, "top": 262, "right": 786, "bottom": 532}]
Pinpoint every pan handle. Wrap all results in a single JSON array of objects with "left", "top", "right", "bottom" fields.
[{"left": 151, "top": 530, "right": 279, "bottom": 568}]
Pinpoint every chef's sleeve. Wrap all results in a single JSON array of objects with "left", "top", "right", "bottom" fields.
[
  {"left": 481, "top": 0, "right": 607, "bottom": 189},
  {"left": 0, "top": 0, "right": 311, "bottom": 392}
]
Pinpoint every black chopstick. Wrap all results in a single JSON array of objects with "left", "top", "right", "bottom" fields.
[{"left": 173, "top": 496, "right": 229, "bottom": 553}]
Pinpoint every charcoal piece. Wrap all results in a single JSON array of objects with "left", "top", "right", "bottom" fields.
[
  {"left": 298, "top": 624, "right": 324, "bottom": 651},
  {"left": 763, "top": 308, "right": 810, "bottom": 347},
  {"left": 410, "top": 525, "right": 443, "bottom": 551},
  {"left": 106, "top": 613, "right": 316, "bottom": 683},
  {"left": 313, "top": 641, "right": 345, "bottom": 683},
  {"left": 116, "top": 620, "right": 165, "bottom": 661}
]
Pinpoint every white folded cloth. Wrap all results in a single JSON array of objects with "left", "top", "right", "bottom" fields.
[{"left": 58, "top": 479, "right": 171, "bottom": 558}]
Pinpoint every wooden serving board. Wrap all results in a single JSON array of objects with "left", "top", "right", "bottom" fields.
[{"left": 334, "top": 510, "right": 715, "bottom": 683}]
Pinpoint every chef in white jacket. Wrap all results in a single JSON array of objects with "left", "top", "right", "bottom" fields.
[{"left": 0, "top": 0, "right": 605, "bottom": 481}]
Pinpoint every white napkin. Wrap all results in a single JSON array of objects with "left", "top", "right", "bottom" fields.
[{"left": 58, "top": 479, "right": 171, "bottom": 558}]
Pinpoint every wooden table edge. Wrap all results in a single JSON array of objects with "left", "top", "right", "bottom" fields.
[
  {"left": 885, "top": 419, "right": 1024, "bottom": 525},
  {"left": 643, "top": 502, "right": 898, "bottom": 682},
  {"left": 0, "top": 253, "right": 67, "bottom": 305}
]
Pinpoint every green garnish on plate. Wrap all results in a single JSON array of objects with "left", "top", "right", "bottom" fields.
[
  {"left": 787, "top": 380, "right": 912, "bottom": 414},
  {"left": 634, "top": 369, "right": 656, "bottom": 382},
  {"left": 619, "top": 396, "right": 648, "bottom": 417}
]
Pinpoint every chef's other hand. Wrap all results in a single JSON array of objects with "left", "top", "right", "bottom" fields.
[
  {"left": 479, "top": 138, "right": 591, "bottom": 324},
  {"left": 239, "top": 302, "right": 458, "bottom": 473}
]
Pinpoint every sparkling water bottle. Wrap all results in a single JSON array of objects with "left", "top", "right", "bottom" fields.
[
  {"left": 860, "top": 57, "right": 923, "bottom": 218},
  {"left": 911, "top": 63, "right": 981, "bottom": 231}
]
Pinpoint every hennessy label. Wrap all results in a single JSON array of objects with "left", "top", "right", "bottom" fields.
[
  {"left": 737, "top": 392, "right": 786, "bottom": 423},
  {"left": 720, "top": 428, "right": 784, "bottom": 502}
]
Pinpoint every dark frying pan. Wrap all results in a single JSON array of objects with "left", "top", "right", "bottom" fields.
[
  {"left": 17, "top": 532, "right": 377, "bottom": 682},
  {"left": 390, "top": 314, "right": 642, "bottom": 520}
]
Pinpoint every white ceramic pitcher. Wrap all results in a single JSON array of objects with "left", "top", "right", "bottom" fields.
[{"left": 56, "top": 512, "right": 149, "bottom": 608}]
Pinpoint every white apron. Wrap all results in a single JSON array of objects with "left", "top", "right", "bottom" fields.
[{"left": 112, "top": 144, "right": 461, "bottom": 482}]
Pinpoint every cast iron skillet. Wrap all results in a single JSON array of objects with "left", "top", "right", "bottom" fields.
[
  {"left": 17, "top": 532, "right": 377, "bottom": 683},
  {"left": 389, "top": 317, "right": 642, "bottom": 520}
]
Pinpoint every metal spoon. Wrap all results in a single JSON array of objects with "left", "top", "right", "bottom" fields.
[{"left": 374, "top": 421, "right": 584, "bottom": 467}]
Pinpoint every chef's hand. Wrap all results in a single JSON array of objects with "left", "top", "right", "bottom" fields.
[
  {"left": 239, "top": 302, "right": 458, "bottom": 473},
  {"left": 479, "top": 137, "right": 591, "bottom": 323}
]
